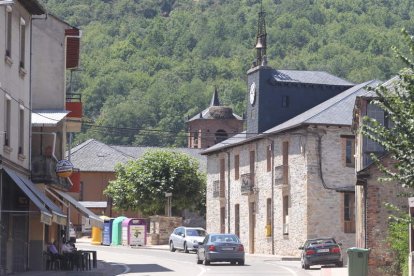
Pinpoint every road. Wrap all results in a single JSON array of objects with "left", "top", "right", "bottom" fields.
[{"left": 77, "top": 242, "right": 345, "bottom": 276}]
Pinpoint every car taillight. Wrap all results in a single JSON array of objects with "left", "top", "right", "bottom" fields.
[
  {"left": 331, "top": 247, "right": 340, "bottom": 253},
  {"left": 306, "top": 249, "right": 316, "bottom": 255},
  {"left": 238, "top": 245, "right": 244, "bottom": 252},
  {"left": 208, "top": 245, "right": 216, "bottom": 251}
]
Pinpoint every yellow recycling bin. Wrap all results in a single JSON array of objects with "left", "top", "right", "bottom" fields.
[{"left": 91, "top": 226, "right": 102, "bottom": 245}]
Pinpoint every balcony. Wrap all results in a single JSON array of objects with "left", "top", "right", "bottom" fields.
[
  {"left": 66, "top": 93, "right": 82, "bottom": 132},
  {"left": 31, "top": 155, "right": 71, "bottom": 189},
  {"left": 241, "top": 173, "right": 254, "bottom": 195}
]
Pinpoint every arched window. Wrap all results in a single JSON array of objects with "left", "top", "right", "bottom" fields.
[{"left": 215, "top": 130, "right": 228, "bottom": 144}]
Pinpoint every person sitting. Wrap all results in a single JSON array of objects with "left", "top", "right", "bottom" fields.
[{"left": 47, "top": 241, "right": 63, "bottom": 270}]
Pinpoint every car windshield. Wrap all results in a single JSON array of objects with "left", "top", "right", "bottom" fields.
[
  {"left": 306, "top": 238, "right": 335, "bottom": 247},
  {"left": 186, "top": 229, "right": 206, "bottom": 237},
  {"left": 210, "top": 235, "right": 238, "bottom": 243}
]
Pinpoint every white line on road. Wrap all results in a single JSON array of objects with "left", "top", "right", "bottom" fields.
[{"left": 266, "top": 262, "right": 299, "bottom": 276}]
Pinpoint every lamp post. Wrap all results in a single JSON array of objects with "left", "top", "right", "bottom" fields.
[{"left": 165, "top": 192, "right": 172, "bottom": 217}]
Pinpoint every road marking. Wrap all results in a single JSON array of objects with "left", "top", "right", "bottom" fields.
[
  {"left": 112, "top": 263, "right": 130, "bottom": 275},
  {"left": 266, "top": 262, "right": 299, "bottom": 276}
]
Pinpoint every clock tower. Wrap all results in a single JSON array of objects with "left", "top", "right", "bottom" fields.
[
  {"left": 246, "top": 2, "right": 272, "bottom": 137},
  {"left": 246, "top": 2, "right": 354, "bottom": 137}
]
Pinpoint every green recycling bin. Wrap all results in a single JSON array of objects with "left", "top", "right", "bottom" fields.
[{"left": 347, "top": 247, "right": 369, "bottom": 276}]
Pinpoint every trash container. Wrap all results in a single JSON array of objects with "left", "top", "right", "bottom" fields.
[{"left": 347, "top": 247, "right": 369, "bottom": 276}]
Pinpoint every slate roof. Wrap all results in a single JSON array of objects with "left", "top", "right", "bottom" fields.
[
  {"left": 202, "top": 80, "right": 380, "bottom": 154},
  {"left": 68, "top": 139, "right": 206, "bottom": 172},
  {"left": 19, "top": 0, "right": 45, "bottom": 15},
  {"left": 270, "top": 70, "right": 354, "bottom": 86}
]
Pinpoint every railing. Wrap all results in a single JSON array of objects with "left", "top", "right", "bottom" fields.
[
  {"left": 66, "top": 93, "right": 82, "bottom": 118},
  {"left": 241, "top": 173, "right": 254, "bottom": 195},
  {"left": 31, "top": 156, "right": 71, "bottom": 189}
]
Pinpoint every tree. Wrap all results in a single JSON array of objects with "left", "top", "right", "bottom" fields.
[
  {"left": 104, "top": 149, "right": 206, "bottom": 216},
  {"left": 359, "top": 29, "right": 414, "bottom": 275},
  {"left": 360, "top": 29, "right": 414, "bottom": 189}
]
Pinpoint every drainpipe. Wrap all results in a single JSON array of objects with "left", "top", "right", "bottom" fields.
[
  {"left": 227, "top": 152, "right": 231, "bottom": 233},
  {"left": 363, "top": 183, "right": 368, "bottom": 248},
  {"left": 270, "top": 140, "right": 274, "bottom": 255}
]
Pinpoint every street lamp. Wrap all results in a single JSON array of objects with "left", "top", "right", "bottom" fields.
[{"left": 165, "top": 192, "right": 172, "bottom": 217}]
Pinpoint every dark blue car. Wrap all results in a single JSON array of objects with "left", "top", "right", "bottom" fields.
[
  {"left": 299, "top": 237, "right": 343, "bottom": 269},
  {"left": 196, "top": 234, "right": 245, "bottom": 266}
]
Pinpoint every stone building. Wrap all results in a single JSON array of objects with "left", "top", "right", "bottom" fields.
[
  {"left": 353, "top": 79, "right": 410, "bottom": 275},
  {"left": 201, "top": 7, "right": 374, "bottom": 257},
  {"left": 202, "top": 80, "right": 377, "bottom": 256},
  {"left": 187, "top": 88, "right": 243, "bottom": 149}
]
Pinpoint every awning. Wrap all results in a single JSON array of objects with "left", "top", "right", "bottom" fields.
[
  {"left": 3, "top": 168, "right": 52, "bottom": 225},
  {"left": 17, "top": 175, "right": 67, "bottom": 225},
  {"left": 50, "top": 188, "right": 104, "bottom": 228},
  {"left": 79, "top": 201, "right": 107, "bottom": 208},
  {"left": 32, "top": 110, "right": 69, "bottom": 127}
]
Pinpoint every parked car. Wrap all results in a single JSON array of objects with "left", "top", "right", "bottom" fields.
[
  {"left": 299, "top": 237, "right": 343, "bottom": 269},
  {"left": 169, "top": 227, "right": 206, "bottom": 253},
  {"left": 196, "top": 233, "right": 245, "bottom": 265}
]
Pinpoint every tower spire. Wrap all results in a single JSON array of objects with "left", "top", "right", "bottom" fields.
[
  {"left": 255, "top": 1, "right": 267, "bottom": 66},
  {"left": 210, "top": 87, "right": 221, "bottom": 106}
]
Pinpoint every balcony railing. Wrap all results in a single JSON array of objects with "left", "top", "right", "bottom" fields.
[
  {"left": 241, "top": 173, "right": 254, "bottom": 195},
  {"left": 66, "top": 93, "right": 82, "bottom": 118},
  {"left": 31, "top": 156, "right": 71, "bottom": 189}
]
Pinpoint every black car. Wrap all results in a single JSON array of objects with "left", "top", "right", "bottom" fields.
[
  {"left": 299, "top": 237, "right": 343, "bottom": 269},
  {"left": 196, "top": 234, "right": 245, "bottom": 265}
]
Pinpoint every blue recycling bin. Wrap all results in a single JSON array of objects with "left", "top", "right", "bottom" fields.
[{"left": 102, "top": 218, "right": 114, "bottom": 246}]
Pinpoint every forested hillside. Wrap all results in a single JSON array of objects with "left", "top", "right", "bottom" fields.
[{"left": 39, "top": 0, "right": 413, "bottom": 146}]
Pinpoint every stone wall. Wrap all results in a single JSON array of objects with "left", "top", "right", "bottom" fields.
[
  {"left": 363, "top": 157, "right": 408, "bottom": 276},
  {"left": 206, "top": 125, "right": 356, "bottom": 257},
  {"left": 148, "top": 216, "right": 182, "bottom": 245}
]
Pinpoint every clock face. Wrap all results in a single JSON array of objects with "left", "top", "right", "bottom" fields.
[{"left": 249, "top": 82, "right": 256, "bottom": 105}]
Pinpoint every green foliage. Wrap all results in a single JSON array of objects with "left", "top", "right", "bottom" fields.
[
  {"left": 104, "top": 150, "right": 206, "bottom": 216},
  {"left": 360, "top": 30, "right": 414, "bottom": 189},
  {"left": 39, "top": 0, "right": 414, "bottom": 145},
  {"left": 383, "top": 204, "right": 410, "bottom": 276}
]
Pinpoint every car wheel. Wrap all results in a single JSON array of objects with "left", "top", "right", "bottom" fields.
[
  {"left": 336, "top": 261, "right": 344, "bottom": 267},
  {"left": 238, "top": 260, "right": 244, "bottom": 266},
  {"left": 304, "top": 263, "right": 310, "bottom": 270},
  {"left": 169, "top": 241, "right": 176, "bottom": 252},
  {"left": 204, "top": 259, "right": 210, "bottom": 266},
  {"left": 230, "top": 261, "right": 236, "bottom": 265},
  {"left": 184, "top": 242, "right": 189, "bottom": 253}
]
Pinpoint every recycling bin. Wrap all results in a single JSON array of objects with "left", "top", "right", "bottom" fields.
[
  {"left": 111, "top": 216, "right": 126, "bottom": 245},
  {"left": 91, "top": 226, "right": 102, "bottom": 245},
  {"left": 102, "top": 218, "right": 114, "bottom": 246},
  {"left": 347, "top": 247, "right": 369, "bottom": 276},
  {"left": 121, "top": 218, "right": 147, "bottom": 246}
]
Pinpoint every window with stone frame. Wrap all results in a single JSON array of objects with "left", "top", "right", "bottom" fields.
[
  {"left": 266, "top": 198, "right": 272, "bottom": 237},
  {"left": 266, "top": 144, "right": 272, "bottom": 172},
  {"left": 18, "top": 107, "right": 24, "bottom": 155},
  {"left": 344, "top": 192, "right": 355, "bottom": 233},
  {"left": 283, "top": 195, "right": 289, "bottom": 235},
  {"left": 6, "top": 6, "right": 12, "bottom": 58},
  {"left": 282, "top": 141, "right": 289, "bottom": 185},
  {"left": 19, "top": 18, "right": 26, "bottom": 69},
  {"left": 341, "top": 135, "right": 355, "bottom": 168},
  {"left": 219, "top": 158, "right": 225, "bottom": 197},
  {"left": 234, "top": 204, "right": 240, "bottom": 237},
  {"left": 4, "top": 97, "right": 11, "bottom": 147},
  {"left": 234, "top": 154, "right": 239, "bottom": 180},
  {"left": 220, "top": 207, "right": 225, "bottom": 233}
]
